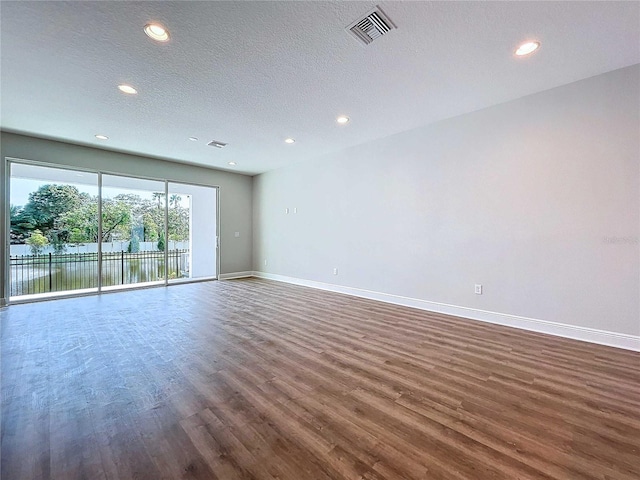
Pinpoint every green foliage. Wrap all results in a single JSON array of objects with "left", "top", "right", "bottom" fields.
[
  {"left": 69, "top": 228, "right": 85, "bottom": 245},
  {"left": 9, "top": 204, "right": 30, "bottom": 243},
  {"left": 143, "top": 213, "right": 159, "bottom": 242},
  {"left": 25, "top": 229, "right": 49, "bottom": 255},
  {"left": 68, "top": 228, "right": 85, "bottom": 253},
  {"left": 11, "top": 186, "right": 82, "bottom": 242},
  {"left": 22, "top": 184, "right": 82, "bottom": 231},
  {"left": 56, "top": 200, "right": 97, "bottom": 243},
  {"left": 157, "top": 231, "right": 166, "bottom": 252},
  {"left": 102, "top": 200, "right": 132, "bottom": 242},
  {"left": 168, "top": 202, "right": 189, "bottom": 246},
  {"left": 11, "top": 185, "right": 190, "bottom": 248},
  {"left": 55, "top": 197, "right": 132, "bottom": 243},
  {"left": 48, "top": 230, "right": 67, "bottom": 254}
]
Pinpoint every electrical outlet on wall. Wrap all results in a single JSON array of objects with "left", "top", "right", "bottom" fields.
[
  {"left": 234, "top": 232, "right": 240, "bottom": 238},
  {"left": 475, "top": 284, "right": 483, "bottom": 295},
  {"left": 264, "top": 260, "right": 268, "bottom": 266},
  {"left": 333, "top": 268, "right": 338, "bottom": 275}
]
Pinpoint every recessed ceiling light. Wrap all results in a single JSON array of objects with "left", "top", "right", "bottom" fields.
[
  {"left": 144, "top": 23, "right": 170, "bottom": 42},
  {"left": 95, "top": 134, "right": 109, "bottom": 140},
  {"left": 118, "top": 84, "right": 137, "bottom": 95},
  {"left": 336, "top": 116, "right": 350, "bottom": 124},
  {"left": 189, "top": 137, "right": 198, "bottom": 141},
  {"left": 515, "top": 41, "right": 540, "bottom": 56},
  {"left": 285, "top": 138, "right": 295, "bottom": 144},
  {"left": 228, "top": 161, "right": 237, "bottom": 166}
]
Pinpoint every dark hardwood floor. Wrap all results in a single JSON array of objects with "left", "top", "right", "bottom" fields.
[{"left": 1, "top": 278, "right": 639, "bottom": 480}]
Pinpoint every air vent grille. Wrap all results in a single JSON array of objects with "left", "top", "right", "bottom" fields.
[
  {"left": 207, "top": 140, "right": 227, "bottom": 149},
  {"left": 347, "top": 7, "right": 396, "bottom": 46}
]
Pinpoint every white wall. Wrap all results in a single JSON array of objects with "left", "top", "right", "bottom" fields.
[
  {"left": 253, "top": 65, "right": 640, "bottom": 339},
  {"left": 1, "top": 132, "right": 253, "bottom": 302}
]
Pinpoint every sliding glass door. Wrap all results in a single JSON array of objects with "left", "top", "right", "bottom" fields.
[
  {"left": 9, "top": 163, "right": 99, "bottom": 299},
  {"left": 7, "top": 159, "right": 219, "bottom": 302},
  {"left": 167, "top": 182, "right": 218, "bottom": 283},
  {"left": 101, "top": 175, "right": 167, "bottom": 290}
]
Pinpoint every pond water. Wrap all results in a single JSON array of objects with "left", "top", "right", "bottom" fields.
[{"left": 10, "top": 252, "right": 187, "bottom": 297}]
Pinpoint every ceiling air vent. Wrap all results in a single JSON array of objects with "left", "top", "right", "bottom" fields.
[
  {"left": 347, "top": 6, "right": 396, "bottom": 46},
  {"left": 207, "top": 140, "right": 227, "bottom": 149}
]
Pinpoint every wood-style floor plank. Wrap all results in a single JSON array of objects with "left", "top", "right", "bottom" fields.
[{"left": 1, "top": 278, "right": 639, "bottom": 479}]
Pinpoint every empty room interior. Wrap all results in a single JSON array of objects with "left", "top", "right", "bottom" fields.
[{"left": 1, "top": 1, "right": 639, "bottom": 479}]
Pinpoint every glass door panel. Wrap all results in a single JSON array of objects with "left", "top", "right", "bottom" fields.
[
  {"left": 101, "top": 175, "right": 166, "bottom": 290},
  {"left": 167, "top": 183, "right": 217, "bottom": 282},
  {"left": 9, "top": 162, "right": 99, "bottom": 299}
]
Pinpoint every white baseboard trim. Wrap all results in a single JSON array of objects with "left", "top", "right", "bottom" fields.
[
  {"left": 252, "top": 271, "right": 640, "bottom": 352},
  {"left": 219, "top": 271, "right": 254, "bottom": 280}
]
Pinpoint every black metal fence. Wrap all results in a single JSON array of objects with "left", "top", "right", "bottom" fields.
[{"left": 9, "top": 249, "right": 189, "bottom": 297}]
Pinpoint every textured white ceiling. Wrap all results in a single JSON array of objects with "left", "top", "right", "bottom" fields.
[{"left": 1, "top": 1, "right": 639, "bottom": 175}]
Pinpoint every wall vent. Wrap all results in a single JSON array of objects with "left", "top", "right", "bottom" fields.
[
  {"left": 207, "top": 140, "right": 227, "bottom": 149},
  {"left": 347, "top": 6, "right": 396, "bottom": 46}
]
